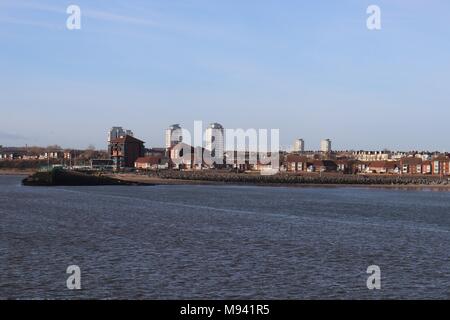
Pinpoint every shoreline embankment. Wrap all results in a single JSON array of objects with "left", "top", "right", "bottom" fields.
[
  {"left": 5, "top": 168, "right": 449, "bottom": 190},
  {"left": 110, "top": 171, "right": 450, "bottom": 190}
]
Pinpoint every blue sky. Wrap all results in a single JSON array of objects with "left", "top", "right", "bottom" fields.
[{"left": 0, "top": 0, "right": 449, "bottom": 151}]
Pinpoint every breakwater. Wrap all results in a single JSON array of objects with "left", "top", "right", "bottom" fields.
[{"left": 149, "top": 170, "right": 449, "bottom": 186}]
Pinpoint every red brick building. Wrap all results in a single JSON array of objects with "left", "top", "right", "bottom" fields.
[
  {"left": 285, "top": 154, "right": 308, "bottom": 172},
  {"left": 335, "top": 159, "right": 358, "bottom": 174},
  {"left": 399, "top": 157, "right": 423, "bottom": 174},
  {"left": 422, "top": 160, "right": 432, "bottom": 174},
  {"left": 135, "top": 156, "right": 167, "bottom": 170},
  {"left": 309, "top": 160, "right": 338, "bottom": 173},
  {"left": 109, "top": 135, "right": 145, "bottom": 169},
  {"left": 366, "top": 161, "right": 399, "bottom": 174},
  {"left": 432, "top": 156, "right": 450, "bottom": 176}
]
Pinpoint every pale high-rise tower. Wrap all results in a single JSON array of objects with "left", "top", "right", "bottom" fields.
[
  {"left": 165, "top": 124, "right": 183, "bottom": 149},
  {"left": 293, "top": 139, "right": 305, "bottom": 152},
  {"left": 320, "top": 139, "right": 332, "bottom": 153},
  {"left": 205, "top": 123, "right": 225, "bottom": 162},
  {"left": 108, "top": 127, "right": 133, "bottom": 143}
]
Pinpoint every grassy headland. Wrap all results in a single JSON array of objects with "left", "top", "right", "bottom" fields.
[{"left": 22, "top": 169, "right": 152, "bottom": 186}]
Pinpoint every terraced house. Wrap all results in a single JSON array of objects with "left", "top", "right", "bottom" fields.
[
  {"left": 399, "top": 157, "right": 423, "bottom": 174},
  {"left": 432, "top": 156, "right": 450, "bottom": 176}
]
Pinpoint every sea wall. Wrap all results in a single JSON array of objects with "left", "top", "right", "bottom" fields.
[{"left": 149, "top": 170, "right": 449, "bottom": 186}]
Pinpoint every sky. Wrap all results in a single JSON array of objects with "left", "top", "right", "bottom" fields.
[{"left": 0, "top": 0, "right": 449, "bottom": 151}]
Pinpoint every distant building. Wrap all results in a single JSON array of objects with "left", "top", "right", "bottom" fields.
[
  {"left": 169, "top": 143, "right": 205, "bottom": 170},
  {"left": 432, "top": 156, "right": 450, "bottom": 176},
  {"left": 0, "top": 153, "right": 18, "bottom": 160},
  {"left": 109, "top": 135, "right": 145, "bottom": 169},
  {"left": 135, "top": 156, "right": 168, "bottom": 170},
  {"left": 42, "top": 152, "right": 64, "bottom": 159},
  {"left": 205, "top": 123, "right": 225, "bottom": 165},
  {"left": 320, "top": 139, "right": 331, "bottom": 153},
  {"left": 335, "top": 159, "right": 358, "bottom": 174},
  {"left": 169, "top": 143, "right": 193, "bottom": 169},
  {"left": 293, "top": 139, "right": 304, "bottom": 152},
  {"left": 422, "top": 161, "right": 432, "bottom": 174},
  {"left": 309, "top": 160, "right": 338, "bottom": 173},
  {"left": 145, "top": 147, "right": 167, "bottom": 157},
  {"left": 21, "top": 155, "right": 39, "bottom": 160},
  {"left": 399, "top": 157, "right": 423, "bottom": 174},
  {"left": 165, "top": 124, "right": 183, "bottom": 149},
  {"left": 224, "top": 150, "right": 253, "bottom": 171},
  {"left": 415, "top": 152, "right": 432, "bottom": 161},
  {"left": 285, "top": 154, "right": 308, "bottom": 172},
  {"left": 391, "top": 152, "right": 407, "bottom": 160},
  {"left": 108, "top": 127, "right": 133, "bottom": 143},
  {"left": 64, "top": 151, "right": 75, "bottom": 160},
  {"left": 91, "top": 159, "right": 115, "bottom": 170},
  {"left": 366, "top": 161, "right": 399, "bottom": 174},
  {"left": 352, "top": 151, "right": 391, "bottom": 161}
]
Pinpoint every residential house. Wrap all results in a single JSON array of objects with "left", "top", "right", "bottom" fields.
[
  {"left": 307, "top": 160, "right": 338, "bottom": 173},
  {"left": 145, "top": 148, "right": 167, "bottom": 157},
  {"left": 352, "top": 151, "right": 391, "bottom": 161},
  {"left": 39, "top": 152, "right": 63, "bottom": 160},
  {"left": 399, "top": 157, "right": 423, "bottom": 174},
  {"left": 169, "top": 143, "right": 205, "bottom": 170},
  {"left": 224, "top": 151, "right": 256, "bottom": 171},
  {"left": 367, "top": 161, "right": 399, "bottom": 174},
  {"left": 335, "top": 159, "right": 357, "bottom": 174},
  {"left": 64, "top": 151, "right": 75, "bottom": 160},
  {"left": 422, "top": 160, "right": 432, "bottom": 174},
  {"left": 285, "top": 154, "right": 308, "bottom": 172},
  {"left": 252, "top": 152, "right": 281, "bottom": 173},
  {"left": 432, "top": 156, "right": 450, "bottom": 176},
  {"left": 135, "top": 156, "right": 168, "bottom": 170}
]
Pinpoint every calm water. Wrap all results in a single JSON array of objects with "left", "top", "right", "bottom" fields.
[{"left": 1, "top": 175, "right": 450, "bottom": 299}]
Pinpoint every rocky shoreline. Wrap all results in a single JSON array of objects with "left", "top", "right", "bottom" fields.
[
  {"left": 147, "top": 170, "right": 450, "bottom": 186},
  {"left": 15, "top": 169, "right": 450, "bottom": 189},
  {"left": 108, "top": 171, "right": 450, "bottom": 190}
]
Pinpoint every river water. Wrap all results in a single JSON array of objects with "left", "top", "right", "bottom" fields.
[{"left": 1, "top": 175, "right": 450, "bottom": 299}]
